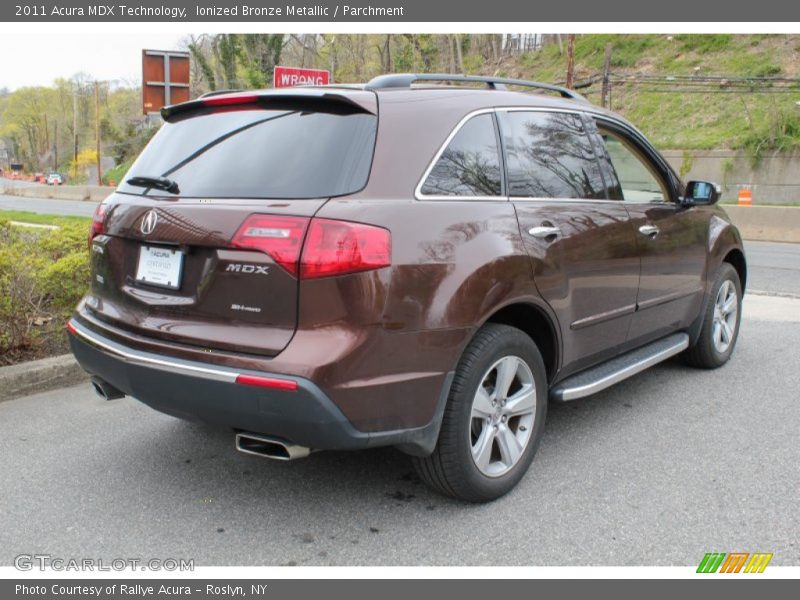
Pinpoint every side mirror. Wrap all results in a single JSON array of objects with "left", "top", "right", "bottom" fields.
[{"left": 683, "top": 180, "right": 721, "bottom": 206}]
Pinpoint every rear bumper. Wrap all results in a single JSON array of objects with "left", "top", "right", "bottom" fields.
[{"left": 67, "top": 319, "right": 451, "bottom": 455}]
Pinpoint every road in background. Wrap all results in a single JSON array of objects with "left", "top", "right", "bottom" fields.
[
  {"left": 0, "top": 194, "right": 96, "bottom": 217},
  {"left": 744, "top": 241, "right": 800, "bottom": 298},
  {"left": 0, "top": 310, "right": 798, "bottom": 566}
]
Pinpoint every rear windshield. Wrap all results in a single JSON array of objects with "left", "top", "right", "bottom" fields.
[{"left": 118, "top": 105, "right": 377, "bottom": 199}]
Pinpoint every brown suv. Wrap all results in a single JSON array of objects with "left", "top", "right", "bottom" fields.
[{"left": 68, "top": 74, "right": 746, "bottom": 502}]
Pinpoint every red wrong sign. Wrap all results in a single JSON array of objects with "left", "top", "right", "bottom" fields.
[{"left": 273, "top": 66, "right": 331, "bottom": 88}]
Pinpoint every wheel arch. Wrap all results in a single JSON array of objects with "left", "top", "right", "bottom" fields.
[
  {"left": 723, "top": 247, "right": 747, "bottom": 292},
  {"left": 481, "top": 301, "right": 560, "bottom": 383}
]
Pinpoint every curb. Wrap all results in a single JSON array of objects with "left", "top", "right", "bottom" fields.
[{"left": 0, "top": 354, "right": 87, "bottom": 403}]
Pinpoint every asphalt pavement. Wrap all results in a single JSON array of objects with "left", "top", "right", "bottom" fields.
[{"left": 0, "top": 301, "right": 798, "bottom": 566}]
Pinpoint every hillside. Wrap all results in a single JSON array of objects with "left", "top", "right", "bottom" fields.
[{"left": 492, "top": 34, "right": 800, "bottom": 153}]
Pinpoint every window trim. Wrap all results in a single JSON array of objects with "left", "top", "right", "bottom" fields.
[{"left": 592, "top": 115, "right": 682, "bottom": 204}]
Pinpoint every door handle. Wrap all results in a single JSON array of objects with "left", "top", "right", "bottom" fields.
[
  {"left": 638, "top": 224, "right": 659, "bottom": 237},
  {"left": 528, "top": 226, "right": 562, "bottom": 239}
]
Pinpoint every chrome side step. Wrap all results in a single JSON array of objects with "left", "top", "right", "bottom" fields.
[{"left": 550, "top": 333, "right": 689, "bottom": 402}]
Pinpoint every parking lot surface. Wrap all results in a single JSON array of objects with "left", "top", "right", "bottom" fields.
[{"left": 1, "top": 303, "right": 797, "bottom": 566}]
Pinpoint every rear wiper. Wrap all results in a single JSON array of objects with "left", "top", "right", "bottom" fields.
[{"left": 126, "top": 175, "right": 180, "bottom": 194}]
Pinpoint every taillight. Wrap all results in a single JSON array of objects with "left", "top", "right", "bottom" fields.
[
  {"left": 231, "top": 215, "right": 391, "bottom": 279},
  {"left": 231, "top": 215, "right": 310, "bottom": 276},
  {"left": 88, "top": 203, "right": 107, "bottom": 248},
  {"left": 300, "top": 218, "right": 391, "bottom": 279}
]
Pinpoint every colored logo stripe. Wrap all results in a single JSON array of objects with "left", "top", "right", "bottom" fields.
[
  {"left": 697, "top": 553, "right": 726, "bottom": 573},
  {"left": 744, "top": 553, "right": 773, "bottom": 573}
]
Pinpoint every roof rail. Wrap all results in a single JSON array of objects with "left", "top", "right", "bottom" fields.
[
  {"left": 198, "top": 89, "right": 244, "bottom": 99},
  {"left": 365, "top": 73, "right": 589, "bottom": 102}
]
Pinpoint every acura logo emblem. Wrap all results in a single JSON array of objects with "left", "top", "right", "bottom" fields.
[{"left": 140, "top": 210, "right": 158, "bottom": 235}]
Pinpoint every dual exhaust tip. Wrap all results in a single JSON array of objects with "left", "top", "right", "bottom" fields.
[{"left": 235, "top": 432, "right": 311, "bottom": 461}]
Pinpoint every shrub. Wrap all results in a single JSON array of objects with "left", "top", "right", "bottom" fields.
[{"left": 0, "top": 221, "right": 90, "bottom": 364}]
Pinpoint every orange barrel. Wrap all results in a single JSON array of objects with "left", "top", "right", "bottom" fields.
[{"left": 738, "top": 188, "right": 753, "bottom": 206}]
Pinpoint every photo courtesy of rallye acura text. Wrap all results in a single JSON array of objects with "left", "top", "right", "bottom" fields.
[{"left": 67, "top": 73, "right": 746, "bottom": 502}]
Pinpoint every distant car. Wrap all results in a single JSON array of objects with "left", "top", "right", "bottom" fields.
[
  {"left": 46, "top": 172, "right": 65, "bottom": 185},
  {"left": 33, "top": 172, "right": 46, "bottom": 183}
]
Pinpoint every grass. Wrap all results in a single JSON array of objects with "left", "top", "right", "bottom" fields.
[
  {"left": 0, "top": 210, "right": 91, "bottom": 227},
  {"left": 503, "top": 34, "right": 800, "bottom": 151}
]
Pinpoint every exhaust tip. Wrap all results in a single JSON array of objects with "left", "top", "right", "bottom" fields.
[
  {"left": 235, "top": 432, "right": 310, "bottom": 461},
  {"left": 90, "top": 376, "right": 125, "bottom": 401}
]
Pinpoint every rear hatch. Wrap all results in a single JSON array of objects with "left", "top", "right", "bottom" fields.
[{"left": 86, "top": 91, "right": 378, "bottom": 357}]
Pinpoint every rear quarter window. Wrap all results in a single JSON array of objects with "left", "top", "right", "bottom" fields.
[
  {"left": 118, "top": 105, "right": 377, "bottom": 199},
  {"left": 419, "top": 113, "right": 502, "bottom": 198}
]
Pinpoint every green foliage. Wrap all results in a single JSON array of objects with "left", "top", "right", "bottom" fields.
[
  {"left": 675, "top": 34, "right": 733, "bottom": 53},
  {"left": 679, "top": 151, "right": 694, "bottom": 178},
  {"left": 739, "top": 105, "right": 800, "bottom": 165},
  {"left": 0, "top": 221, "right": 89, "bottom": 364}
]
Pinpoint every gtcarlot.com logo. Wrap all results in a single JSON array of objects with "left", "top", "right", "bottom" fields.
[
  {"left": 697, "top": 552, "right": 773, "bottom": 573},
  {"left": 14, "top": 554, "right": 194, "bottom": 572}
]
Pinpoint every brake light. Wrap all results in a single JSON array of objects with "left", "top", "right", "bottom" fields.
[
  {"left": 231, "top": 215, "right": 310, "bottom": 276},
  {"left": 88, "top": 203, "right": 107, "bottom": 248},
  {"left": 300, "top": 218, "right": 391, "bottom": 279},
  {"left": 231, "top": 215, "right": 391, "bottom": 279},
  {"left": 201, "top": 93, "right": 259, "bottom": 107}
]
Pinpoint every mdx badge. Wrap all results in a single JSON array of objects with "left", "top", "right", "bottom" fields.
[{"left": 226, "top": 263, "right": 270, "bottom": 275}]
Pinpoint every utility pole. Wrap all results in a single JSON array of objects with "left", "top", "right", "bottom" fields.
[
  {"left": 94, "top": 81, "right": 101, "bottom": 185},
  {"left": 72, "top": 86, "right": 78, "bottom": 171},
  {"left": 601, "top": 43, "right": 613, "bottom": 108},
  {"left": 53, "top": 121, "right": 58, "bottom": 171},
  {"left": 565, "top": 34, "right": 576, "bottom": 89}
]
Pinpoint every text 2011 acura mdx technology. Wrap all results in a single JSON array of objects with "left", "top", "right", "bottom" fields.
[{"left": 68, "top": 73, "right": 746, "bottom": 502}]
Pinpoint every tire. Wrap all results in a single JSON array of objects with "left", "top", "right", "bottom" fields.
[
  {"left": 684, "top": 263, "right": 742, "bottom": 369},
  {"left": 413, "top": 323, "right": 548, "bottom": 503}
]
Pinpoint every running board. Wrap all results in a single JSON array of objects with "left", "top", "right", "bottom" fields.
[{"left": 549, "top": 333, "right": 689, "bottom": 402}]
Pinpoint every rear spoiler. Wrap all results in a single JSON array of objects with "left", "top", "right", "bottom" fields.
[{"left": 161, "top": 88, "right": 377, "bottom": 120}]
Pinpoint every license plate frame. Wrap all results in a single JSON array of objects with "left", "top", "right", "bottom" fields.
[{"left": 135, "top": 245, "right": 185, "bottom": 290}]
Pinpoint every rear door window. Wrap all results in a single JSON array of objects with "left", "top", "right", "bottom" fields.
[
  {"left": 119, "top": 105, "right": 377, "bottom": 199},
  {"left": 419, "top": 113, "right": 503, "bottom": 198},
  {"left": 501, "top": 111, "right": 606, "bottom": 200}
]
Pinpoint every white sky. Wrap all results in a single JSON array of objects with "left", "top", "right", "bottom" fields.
[{"left": 0, "top": 33, "right": 188, "bottom": 90}]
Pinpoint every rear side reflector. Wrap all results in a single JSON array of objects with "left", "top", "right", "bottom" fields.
[
  {"left": 235, "top": 374, "right": 298, "bottom": 392},
  {"left": 231, "top": 215, "right": 391, "bottom": 279},
  {"left": 300, "top": 218, "right": 391, "bottom": 279},
  {"left": 66, "top": 321, "right": 77, "bottom": 335}
]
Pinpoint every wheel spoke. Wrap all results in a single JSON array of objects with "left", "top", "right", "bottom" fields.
[
  {"left": 471, "top": 386, "right": 494, "bottom": 419},
  {"left": 713, "top": 321, "right": 723, "bottom": 346},
  {"left": 721, "top": 292, "right": 736, "bottom": 315},
  {"left": 496, "top": 424, "right": 522, "bottom": 467},
  {"left": 471, "top": 426, "right": 496, "bottom": 471},
  {"left": 494, "top": 357, "right": 518, "bottom": 400},
  {"left": 720, "top": 320, "right": 733, "bottom": 345},
  {"left": 505, "top": 384, "right": 535, "bottom": 416}
]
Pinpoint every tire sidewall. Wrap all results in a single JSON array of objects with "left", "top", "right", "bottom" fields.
[
  {"left": 703, "top": 263, "right": 743, "bottom": 365},
  {"left": 448, "top": 327, "right": 548, "bottom": 501}
]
